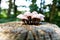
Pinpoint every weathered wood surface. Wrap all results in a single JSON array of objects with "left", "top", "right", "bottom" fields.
[{"left": 0, "top": 21, "right": 60, "bottom": 40}]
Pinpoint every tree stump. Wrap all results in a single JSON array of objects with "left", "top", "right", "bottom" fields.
[{"left": 0, "top": 21, "right": 60, "bottom": 40}]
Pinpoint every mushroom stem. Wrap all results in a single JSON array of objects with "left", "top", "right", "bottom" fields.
[
  {"left": 27, "top": 16, "right": 32, "bottom": 25},
  {"left": 32, "top": 18, "right": 40, "bottom": 25},
  {"left": 22, "top": 19, "right": 27, "bottom": 24}
]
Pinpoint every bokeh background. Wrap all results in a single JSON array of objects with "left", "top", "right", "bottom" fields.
[{"left": 0, "top": 0, "right": 60, "bottom": 27}]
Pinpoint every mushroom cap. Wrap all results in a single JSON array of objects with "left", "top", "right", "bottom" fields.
[
  {"left": 32, "top": 14, "right": 39, "bottom": 19},
  {"left": 17, "top": 14, "right": 28, "bottom": 20},
  {"left": 32, "top": 13, "right": 45, "bottom": 21},
  {"left": 17, "top": 11, "right": 45, "bottom": 22},
  {"left": 24, "top": 12, "right": 32, "bottom": 17},
  {"left": 39, "top": 14, "right": 45, "bottom": 18},
  {"left": 40, "top": 18, "right": 44, "bottom": 21},
  {"left": 32, "top": 11, "right": 39, "bottom": 18},
  {"left": 32, "top": 11, "right": 38, "bottom": 15},
  {"left": 38, "top": 14, "right": 45, "bottom": 21}
]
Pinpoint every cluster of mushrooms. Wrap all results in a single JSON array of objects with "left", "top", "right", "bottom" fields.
[{"left": 17, "top": 11, "right": 45, "bottom": 25}]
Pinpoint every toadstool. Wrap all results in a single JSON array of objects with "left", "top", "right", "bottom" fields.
[
  {"left": 17, "top": 11, "right": 45, "bottom": 25},
  {"left": 17, "top": 14, "right": 28, "bottom": 24}
]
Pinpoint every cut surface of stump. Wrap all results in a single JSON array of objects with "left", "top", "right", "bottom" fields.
[{"left": 0, "top": 21, "right": 60, "bottom": 40}]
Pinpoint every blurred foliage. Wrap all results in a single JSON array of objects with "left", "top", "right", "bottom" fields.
[
  {"left": 29, "top": 0, "right": 38, "bottom": 12},
  {"left": 29, "top": 4, "right": 38, "bottom": 12}
]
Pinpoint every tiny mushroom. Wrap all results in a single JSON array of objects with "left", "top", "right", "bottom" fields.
[
  {"left": 17, "top": 14, "right": 28, "bottom": 20},
  {"left": 17, "top": 14, "right": 28, "bottom": 24},
  {"left": 32, "top": 12, "right": 45, "bottom": 24},
  {"left": 17, "top": 11, "right": 45, "bottom": 25},
  {"left": 39, "top": 14, "right": 45, "bottom": 21},
  {"left": 24, "top": 12, "right": 33, "bottom": 24},
  {"left": 32, "top": 12, "right": 45, "bottom": 21}
]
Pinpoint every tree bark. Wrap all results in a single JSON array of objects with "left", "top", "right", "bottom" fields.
[
  {"left": 13, "top": 0, "right": 17, "bottom": 18},
  {"left": 7, "top": 0, "right": 12, "bottom": 18},
  {"left": 0, "top": 0, "right": 1, "bottom": 14},
  {"left": 49, "top": 0, "right": 56, "bottom": 22}
]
